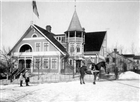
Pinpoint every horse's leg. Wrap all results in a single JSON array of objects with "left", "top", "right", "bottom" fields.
[
  {"left": 82, "top": 74, "right": 85, "bottom": 84},
  {"left": 99, "top": 71, "right": 100, "bottom": 79},
  {"left": 97, "top": 73, "right": 100, "bottom": 80},
  {"left": 80, "top": 74, "right": 82, "bottom": 84},
  {"left": 93, "top": 73, "right": 97, "bottom": 84}
]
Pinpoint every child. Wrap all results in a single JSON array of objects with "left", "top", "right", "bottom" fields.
[
  {"left": 25, "top": 70, "right": 30, "bottom": 86},
  {"left": 19, "top": 73, "right": 24, "bottom": 87}
]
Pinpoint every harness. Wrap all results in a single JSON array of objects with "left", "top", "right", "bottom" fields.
[{"left": 91, "top": 64, "right": 99, "bottom": 74}]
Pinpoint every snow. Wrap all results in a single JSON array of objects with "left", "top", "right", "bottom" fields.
[
  {"left": 119, "top": 71, "right": 140, "bottom": 80},
  {"left": 0, "top": 72, "right": 140, "bottom": 102}
]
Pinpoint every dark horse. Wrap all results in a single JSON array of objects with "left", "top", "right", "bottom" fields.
[{"left": 79, "top": 61, "right": 106, "bottom": 85}]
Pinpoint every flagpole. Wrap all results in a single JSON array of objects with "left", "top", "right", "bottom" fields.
[{"left": 31, "top": 0, "right": 34, "bottom": 26}]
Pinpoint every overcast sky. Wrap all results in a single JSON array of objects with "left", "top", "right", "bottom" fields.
[{"left": 0, "top": 0, "right": 140, "bottom": 54}]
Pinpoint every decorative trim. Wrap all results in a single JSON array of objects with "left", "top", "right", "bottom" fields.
[
  {"left": 14, "top": 51, "right": 60, "bottom": 56},
  {"left": 23, "top": 37, "right": 45, "bottom": 41}
]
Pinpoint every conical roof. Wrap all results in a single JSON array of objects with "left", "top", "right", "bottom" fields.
[{"left": 67, "top": 10, "right": 83, "bottom": 32}]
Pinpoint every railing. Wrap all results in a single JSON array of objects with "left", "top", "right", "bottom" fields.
[
  {"left": 14, "top": 67, "right": 25, "bottom": 79},
  {"left": 65, "top": 37, "right": 84, "bottom": 42}
]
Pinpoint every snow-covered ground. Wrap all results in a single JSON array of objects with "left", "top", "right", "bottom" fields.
[
  {"left": 119, "top": 71, "right": 140, "bottom": 80},
  {"left": 0, "top": 71, "right": 140, "bottom": 102}
]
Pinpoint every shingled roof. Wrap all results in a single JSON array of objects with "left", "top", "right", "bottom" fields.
[
  {"left": 34, "top": 24, "right": 68, "bottom": 56},
  {"left": 84, "top": 31, "right": 106, "bottom": 52}
]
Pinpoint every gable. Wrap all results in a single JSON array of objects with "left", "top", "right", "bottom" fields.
[
  {"left": 33, "top": 24, "right": 67, "bottom": 55},
  {"left": 9, "top": 25, "right": 67, "bottom": 56}
]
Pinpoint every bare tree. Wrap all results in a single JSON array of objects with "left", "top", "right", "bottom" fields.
[
  {"left": 130, "top": 42, "right": 137, "bottom": 54},
  {"left": 0, "top": 47, "right": 21, "bottom": 82}
]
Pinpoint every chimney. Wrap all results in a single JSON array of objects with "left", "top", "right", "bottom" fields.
[
  {"left": 46, "top": 25, "right": 51, "bottom": 32},
  {"left": 114, "top": 48, "right": 119, "bottom": 54},
  {"left": 82, "top": 27, "right": 85, "bottom": 32}
]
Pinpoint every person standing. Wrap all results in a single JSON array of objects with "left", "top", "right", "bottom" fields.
[
  {"left": 25, "top": 70, "right": 30, "bottom": 86},
  {"left": 19, "top": 73, "right": 24, "bottom": 87}
]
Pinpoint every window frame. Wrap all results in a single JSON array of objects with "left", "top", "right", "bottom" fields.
[
  {"left": 35, "top": 42, "right": 41, "bottom": 52},
  {"left": 34, "top": 58, "right": 41, "bottom": 69},
  {"left": 32, "top": 33, "right": 38, "bottom": 38},
  {"left": 43, "top": 58, "right": 49, "bottom": 69},
  {"left": 51, "top": 58, "right": 57, "bottom": 69},
  {"left": 43, "top": 42, "right": 49, "bottom": 51}
]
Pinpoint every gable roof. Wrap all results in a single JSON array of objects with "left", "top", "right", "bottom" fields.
[
  {"left": 9, "top": 24, "right": 68, "bottom": 56},
  {"left": 84, "top": 31, "right": 106, "bottom": 52},
  {"left": 67, "top": 10, "right": 83, "bottom": 32},
  {"left": 9, "top": 26, "right": 32, "bottom": 54},
  {"left": 33, "top": 24, "right": 67, "bottom": 56}
]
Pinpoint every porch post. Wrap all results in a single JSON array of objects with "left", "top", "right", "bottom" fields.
[
  {"left": 24, "top": 57, "right": 26, "bottom": 70},
  {"left": 58, "top": 54, "right": 61, "bottom": 74}
]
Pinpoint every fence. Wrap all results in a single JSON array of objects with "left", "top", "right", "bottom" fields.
[
  {"left": 0, "top": 72, "right": 117, "bottom": 85},
  {"left": 0, "top": 73, "right": 80, "bottom": 85}
]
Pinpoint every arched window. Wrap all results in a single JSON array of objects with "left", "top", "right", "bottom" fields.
[
  {"left": 32, "top": 33, "right": 38, "bottom": 38},
  {"left": 19, "top": 44, "right": 32, "bottom": 52}
]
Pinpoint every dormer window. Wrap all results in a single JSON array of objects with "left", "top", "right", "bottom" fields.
[{"left": 32, "top": 33, "right": 38, "bottom": 38}]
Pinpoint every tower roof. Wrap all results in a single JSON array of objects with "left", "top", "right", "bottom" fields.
[{"left": 67, "top": 10, "right": 83, "bottom": 32}]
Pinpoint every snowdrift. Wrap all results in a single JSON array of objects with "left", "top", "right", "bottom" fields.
[{"left": 119, "top": 71, "right": 140, "bottom": 80}]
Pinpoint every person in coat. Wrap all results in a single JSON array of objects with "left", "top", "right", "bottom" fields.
[
  {"left": 25, "top": 70, "right": 30, "bottom": 86},
  {"left": 19, "top": 73, "right": 24, "bottom": 87}
]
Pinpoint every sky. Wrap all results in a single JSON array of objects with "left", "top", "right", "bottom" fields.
[{"left": 0, "top": 0, "right": 140, "bottom": 54}]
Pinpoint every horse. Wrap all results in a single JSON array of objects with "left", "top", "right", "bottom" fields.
[{"left": 79, "top": 61, "right": 106, "bottom": 85}]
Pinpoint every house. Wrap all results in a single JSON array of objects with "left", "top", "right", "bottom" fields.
[
  {"left": 134, "top": 55, "right": 140, "bottom": 69},
  {"left": 54, "top": 10, "right": 107, "bottom": 73},
  {"left": 9, "top": 24, "right": 68, "bottom": 74},
  {"left": 106, "top": 49, "right": 136, "bottom": 73},
  {"left": 9, "top": 10, "right": 107, "bottom": 74}
]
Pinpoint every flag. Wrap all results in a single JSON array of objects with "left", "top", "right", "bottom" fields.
[{"left": 32, "top": 0, "right": 39, "bottom": 18}]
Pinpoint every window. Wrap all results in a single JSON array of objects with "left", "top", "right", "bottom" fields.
[
  {"left": 69, "top": 59, "right": 73, "bottom": 65},
  {"left": 59, "top": 37, "right": 61, "bottom": 41},
  {"left": 32, "top": 33, "right": 38, "bottom": 38},
  {"left": 43, "top": 58, "right": 49, "bottom": 69},
  {"left": 33, "top": 35, "right": 37, "bottom": 37},
  {"left": 35, "top": 42, "right": 41, "bottom": 51},
  {"left": 77, "top": 46, "right": 80, "bottom": 52},
  {"left": 62, "top": 37, "right": 65, "bottom": 43},
  {"left": 113, "top": 58, "right": 116, "bottom": 63},
  {"left": 43, "top": 42, "right": 49, "bottom": 51},
  {"left": 51, "top": 58, "right": 57, "bottom": 69},
  {"left": 106, "top": 58, "right": 109, "bottom": 64},
  {"left": 70, "top": 46, "right": 74, "bottom": 53},
  {"left": 34, "top": 58, "right": 41, "bottom": 69},
  {"left": 70, "top": 32, "right": 75, "bottom": 37}
]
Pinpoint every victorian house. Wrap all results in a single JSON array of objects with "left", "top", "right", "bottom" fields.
[{"left": 9, "top": 9, "right": 107, "bottom": 74}]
